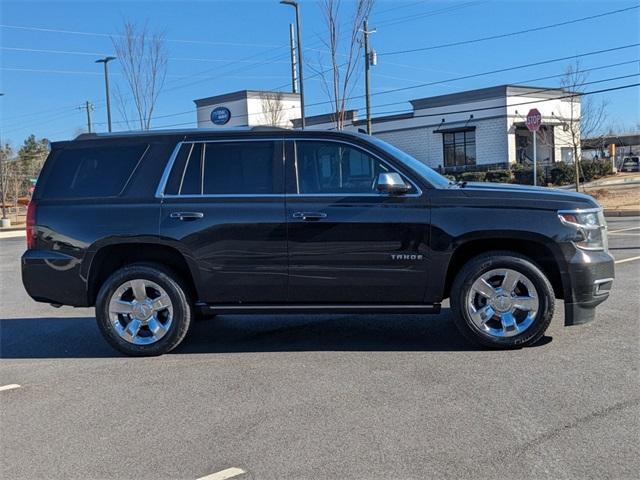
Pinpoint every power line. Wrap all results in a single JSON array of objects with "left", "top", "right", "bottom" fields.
[
  {"left": 141, "top": 81, "right": 640, "bottom": 131},
  {"left": 358, "top": 67, "right": 640, "bottom": 120},
  {"left": 106, "top": 70, "right": 638, "bottom": 131},
  {"left": 375, "top": 1, "right": 487, "bottom": 28},
  {"left": 0, "top": 46, "right": 295, "bottom": 66},
  {"left": 65, "top": 59, "right": 640, "bottom": 131},
  {"left": 323, "top": 43, "right": 640, "bottom": 106},
  {"left": 0, "top": 24, "right": 286, "bottom": 49},
  {"left": 357, "top": 81, "right": 640, "bottom": 124},
  {"left": 380, "top": 5, "right": 640, "bottom": 56}
]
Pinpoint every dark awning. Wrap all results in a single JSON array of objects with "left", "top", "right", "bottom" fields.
[{"left": 433, "top": 126, "right": 476, "bottom": 134}]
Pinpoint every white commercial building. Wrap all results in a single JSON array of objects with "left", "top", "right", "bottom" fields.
[
  {"left": 195, "top": 90, "right": 301, "bottom": 129},
  {"left": 194, "top": 85, "right": 580, "bottom": 173}
]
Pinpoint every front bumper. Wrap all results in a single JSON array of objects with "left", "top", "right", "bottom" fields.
[{"left": 562, "top": 248, "right": 615, "bottom": 326}]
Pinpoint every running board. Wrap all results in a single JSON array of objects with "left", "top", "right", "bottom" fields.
[{"left": 195, "top": 303, "right": 441, "bottom": 315}]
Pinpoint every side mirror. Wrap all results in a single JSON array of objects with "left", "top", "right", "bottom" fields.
[{"left": 376, "top": 172, "right": 410, "bottom": 194}]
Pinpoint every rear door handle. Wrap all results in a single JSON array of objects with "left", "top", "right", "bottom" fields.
[
  {"left": 170, "top": 211, "right": 204, "bottom": 221},
  {"left": 292, "top": 211, "right": 327, "bottom": 221}
]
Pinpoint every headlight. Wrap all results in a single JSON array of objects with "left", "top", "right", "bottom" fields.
[{"left": 558, "top": 208, "right": 608, "bottom": 251}]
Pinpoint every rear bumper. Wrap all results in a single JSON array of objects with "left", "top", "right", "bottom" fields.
[
  {"left": 562, "top": 248, "right": 615, "bottom": 326},
  {"left": 21, "top": 250, "right": 90, "bottom": 307}
]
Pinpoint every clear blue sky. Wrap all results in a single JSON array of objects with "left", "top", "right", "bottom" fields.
[{"left": 1, "top": 0, "right": 639, "bottom": 146}]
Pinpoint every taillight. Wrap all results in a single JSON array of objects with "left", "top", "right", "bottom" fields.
[{"left": 26, "top": 200, "right": 37, "bottom": 249}]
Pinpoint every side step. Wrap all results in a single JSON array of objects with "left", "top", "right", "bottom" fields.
[{"left": 195, "top": 303, "right": 441, "bottom": 315}]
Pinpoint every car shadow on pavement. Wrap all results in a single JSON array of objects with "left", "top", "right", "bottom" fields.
[{"left": 0, "top": 309, "right": 552, "bottom": 358}]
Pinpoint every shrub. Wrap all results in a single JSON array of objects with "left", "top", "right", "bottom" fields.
[
  {"left": 581, "top": 160, "right": 599, "bottom": 182},
  {"left": 594, "top": 158, "right": 613, "bottom": 177},
  {"left": 443, "top": 174, "right": 456, "bottom": 182},
  {"left": 459, "top": 171, "right": 487, "bottom": 182},
  {"left": 511, "top": 163, "right": 545, "bottom": 186},
  {"left": 485, "top": 170, "right": 512, "bottom": 183},
  {"left": 549, "top": 162, "right": 575, "bottom": 186}
]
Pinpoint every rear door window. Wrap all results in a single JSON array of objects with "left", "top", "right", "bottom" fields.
[
  {"left": 164, "top": 141, "right": 282, "bottom": 195},
  {"left": 41, "top": 143, "right": 148, "bottom": 199}
]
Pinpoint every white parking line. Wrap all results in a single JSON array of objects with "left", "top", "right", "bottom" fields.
[
  {"left": 197, "top": 467, "right": 246, "bottom": 480},
  {"left": 0, "top": 230, "right": 25, "bottom": 239},
  {"left": 0, "top": 384, "right": 21, "bottom": 392},
  {"left": 609, "top": 226, "right": 640, "bottom": 233},
  {"left": 615, "top": 255, "right": 640, "bottom": 264}
]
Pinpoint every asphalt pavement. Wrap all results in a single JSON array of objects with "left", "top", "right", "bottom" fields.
[{"left": 1, "top": 217, "right": 639, "bottom": 480}]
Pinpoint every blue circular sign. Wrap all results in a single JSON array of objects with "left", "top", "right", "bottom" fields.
[{"left": 211, "top": 107, "right": 231, "bottom": 125}]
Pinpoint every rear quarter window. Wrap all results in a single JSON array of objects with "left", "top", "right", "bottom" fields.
[{"left": 40, "top": 144, "right": 148, "bottom": 199}]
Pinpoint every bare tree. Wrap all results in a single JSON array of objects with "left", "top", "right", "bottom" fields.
[
  {"left": 560, "top": 60, "right": 607, "bottom": 191},
  {"left": 259, "top": 92, "right": 286, "bottom": 127},
  {"left": 0, "top": 143, "right": 13, "bottom": 221},
  {"left": 112, "top": 20, "right": 168, "bottom": 130},
  {"left": 316, "top": 0, "right": 375, "bottom": 130}
]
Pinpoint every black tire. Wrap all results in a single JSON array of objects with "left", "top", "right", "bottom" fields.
[
  {"left": 450, "top": 251, "right": 555, "bottom": 349},
  {"left": 96, "top": 263, "right": 193, "bottom": 356}
]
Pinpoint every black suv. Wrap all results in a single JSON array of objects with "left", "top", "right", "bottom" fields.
[{"left": 22, "top": 128, "right": 614, "bottom": 356}]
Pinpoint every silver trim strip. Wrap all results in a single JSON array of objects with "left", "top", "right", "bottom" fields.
[
  {"left": 557, "top": 207, "right": 603, "bottom": 215},
  {"left": 202, "top": 304, "right": 437, "bottom": 310},
  {"left": 155, "top": 141, "right": 184, "bottom": 198}
]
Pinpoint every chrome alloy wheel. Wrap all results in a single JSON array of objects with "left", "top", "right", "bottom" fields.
[
  {"left": 465, "top": 268, "right": 539, "bottom": 338},
  {"left": 108, "top": 279, "right": 173, "bottom": 345}
]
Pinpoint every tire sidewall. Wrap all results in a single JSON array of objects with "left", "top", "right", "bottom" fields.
[
  {"left": 451, "top": 253, "right": 554, "bottom": 348},
  {"left": 96, "top": 264, "right": 192, "bottom": 356}
]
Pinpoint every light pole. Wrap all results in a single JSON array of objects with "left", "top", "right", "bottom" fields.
[
  {"left": 280, "top": 0, "right": 305, "bottom": 129},
  {"left": 95, "top": 56, "right": 116, "bottom": 132},
  {"left": 362, "top": 19, "right": 376, "bottom": 135}
]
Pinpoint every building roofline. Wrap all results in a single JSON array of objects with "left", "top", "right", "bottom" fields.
[
  {"left": 410, "top": 84, "right": 575, "bottom": 110},
  {"left": 292, "top": 109, "right": 359, "bottom": 128},
  {"left": 194, "top": 90, "right": 301, "bottom": 107}
]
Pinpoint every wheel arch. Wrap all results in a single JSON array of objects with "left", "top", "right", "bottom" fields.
[
  {"left": 86, "top": 241, "right": 200, "bottom": 306},
  {"left": 442, "top": 236, "right": 566, "bottom": 301}
]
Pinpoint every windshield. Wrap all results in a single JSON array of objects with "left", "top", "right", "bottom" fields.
[{"left": 363, "top": 135, "right": 451, "bottom": 188}]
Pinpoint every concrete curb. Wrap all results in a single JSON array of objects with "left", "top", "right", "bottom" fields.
[
  {"left": 557, "top": 177, "right": 640, "bottom": 190},
  {"left": 0, "top": 226, "right": 25, "bottom": 232},
  {"left": 604, "top": 210, "right": 640, "bottom": 217}
]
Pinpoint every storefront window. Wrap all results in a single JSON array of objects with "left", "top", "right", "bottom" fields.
[{"left": 443, "top": 130, "right": 476, "bottom": 168}]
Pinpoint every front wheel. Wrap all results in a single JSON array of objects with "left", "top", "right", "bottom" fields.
[
  {"left": 96, "top": 263, "right": 193, "bottom": 356},
  {"left": 450, "top": 251, "right": 555, "bottom": 348}
]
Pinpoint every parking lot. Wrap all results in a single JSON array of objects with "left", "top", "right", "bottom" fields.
[{"left": 1, "top": 217, "right": 638, "bottom": 480}]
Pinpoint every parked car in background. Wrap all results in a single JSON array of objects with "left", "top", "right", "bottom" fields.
[
  {"left": 620, "top": 156, "right": 640, "bottom": 172},
  {"left": 22, "top": 128, "right": 614, "bottom": 356}
]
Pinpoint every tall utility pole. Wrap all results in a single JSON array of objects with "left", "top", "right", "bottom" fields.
[
  {"left": 280, "top": 0, "right": 305, "bottom": 129},
  {"left": 95, "top": 56, "right": 116, "bottom": 132},
  {"left": 362, "top": 19, "right": 376, "bottom": 135},
  {"left": 288, "top": 23, "right": 298, "bottom": 94},
  {"left": 79, "top": 101, "right": 94, "bottom": 133}
]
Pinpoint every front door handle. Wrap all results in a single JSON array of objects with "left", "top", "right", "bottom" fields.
[
  {"left": 170, "top": 211, "right": 204, "bottom": 221},
  {"left": 292, "top": 211, "right": 327, "bottom": 221}
]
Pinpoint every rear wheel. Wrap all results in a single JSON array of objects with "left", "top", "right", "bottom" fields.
[
  {"left": 96, "top": 263, "right": 193, "bottom": 356},
  {"left": 450, "top": 251, "right": 555, "bottom": 348}
]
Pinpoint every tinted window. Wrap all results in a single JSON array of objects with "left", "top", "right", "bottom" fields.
[
  {"left": 42, "top": 144, "right": 147, "bottom": 199},
  {"left": 203, "top": 142, "right": 277, "bottom": 195},
  {"left": 364, "top": 135, "right": 449, "bottom": 188},
  {"left": 165, "top": 141, "right": 281, "bottom": 195},
  {"left": 295, "top": 141, "right": 395, "bottom": 194}
]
